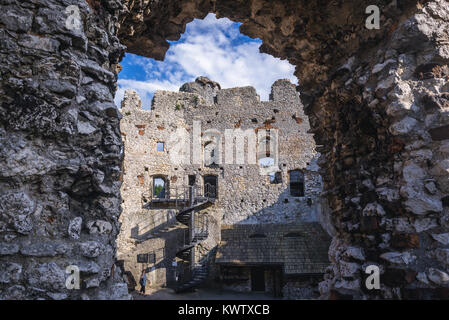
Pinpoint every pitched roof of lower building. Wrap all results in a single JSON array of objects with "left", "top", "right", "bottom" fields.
[{"left": 215, "top": 223, "right": 330, "bottom": 275}]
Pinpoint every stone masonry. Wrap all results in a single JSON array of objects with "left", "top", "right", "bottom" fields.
[
  {"left": 117, "top": 78, "right": 325, "bottom": 295},
  {"left": 1, "top": 0, "right": 449, "bottom": 300}
]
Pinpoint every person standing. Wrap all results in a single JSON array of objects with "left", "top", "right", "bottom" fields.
[{"left": 139, "top": 270, "right": 147, "bottom": 294}]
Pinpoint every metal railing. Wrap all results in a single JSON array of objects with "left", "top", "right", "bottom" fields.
[
  {"left": 203, "top": 183, "right": 217, "bottom": 199},
  {"left": 143, "top": 183, "right": 217, "bottom": 205},
  {"left": 194, "top": 213, "right": 209, "bottom": 238},
  {"left": 179, "top": 214, "right": 209, "bottom": 247}
]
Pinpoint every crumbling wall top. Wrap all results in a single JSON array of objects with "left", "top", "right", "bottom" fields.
[
  {"left": 269, "top": 79, "right": 300, "bottom": 103},
  {"left": 121, "top": 89, "right": 142, "bottom": 111}
]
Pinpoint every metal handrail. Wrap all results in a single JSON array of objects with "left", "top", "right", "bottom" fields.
[
  {"left": 204, "top": 183, "right": 216, "bottom": 199},
  {"left": 145, "top": 183, "right": 217, "bottom": 203},
  {"left": 194, "top": 213, "right": 209, "bottom": 236}
]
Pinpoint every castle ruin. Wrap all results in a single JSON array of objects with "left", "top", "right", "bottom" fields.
[
  {"left": 1, "top": 0, "right": 449, "bottom": 300},
  {"left": 117, "top": 77, "right": 330, "bottom": 298}
]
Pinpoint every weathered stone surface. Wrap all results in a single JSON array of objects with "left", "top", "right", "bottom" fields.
[
  {"left": 342, "top": 247, "right": 365, "bottom": 262},
  {"left": 25, "top": 262, "right": 66, "bottom": 292},
  {"left": 47, "top": 292, "right": 68, "bottom": 300},
  {"left": 68, "top": 217, "right": 82, "bottom": 240},
  {"left": 414, "top": 218, "right": 438, "bottom": 233},
  {"left": 0, "top": 0, "right": 128, "bottom": 299},
  {"left": 0, "top": 6, "right": 33, "bottom": 32},
  {"left": 339, "top": 261, "right": 360, "bottom": 278},
  {"left": 432, "top": 233, "right": 449, "bottom": 245},
  {"left": 389, "top": 117, "right": 418, "bottom": 136},
  {"left": 80, "top": 241, "right": 104, "bottom": 258},
  {"left": 85, "top": 277, "right": 100, "bottom": 289},
  {"left": 75, "top": 260, "right": 101, "bottom": 275},
  {"left": 401, "top": 186, "right": 443, "bottom": 215},
  {"left": 20, "top": 242, "right": 68, "bottom": 257},
  {"left": 362, "top": 203, "right": 386, "bottom": 217},
  {"left": 0, "top": 262, "right": 22, "bottom": 284},
  {"left": 435, "top": 248, "right": 449, "bottom": 265},
  {"left": 0, "top": 285, "right": 25, "bottom": 300},
  {"left": 87, "top": 220, "right": 113, "bottom": 235},
  {"left": 96, "top": 282, "right": 131, "bottom": 300},
  {"left": 0, "top": 0, "right": 448, "bottom": 300},
  {"left": 417, "top": 272, "right": 430, "bottom": 285},
  {"left": 427, "top": 268, "right": 449, "bottom": 285},
  {"left": 0, "top": 191, "right": 35, "bottom": 235},
  {"left": 0, "top": 243, "right": 19, "bottom": 256},
  {"left": 380, "top": 252, "right": 416, "bottom": 265}
]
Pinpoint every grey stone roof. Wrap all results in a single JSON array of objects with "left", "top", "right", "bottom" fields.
[{"left": 215, "top": 223, "right": 330, "bottom": 275}]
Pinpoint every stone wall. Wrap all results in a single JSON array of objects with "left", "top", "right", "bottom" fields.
[
  {"left": 117, "top": 78, "right": 323, "bottom": 288},
  {"left": 0, "top": 0, "right": 130, "bottom": 300},
  {"left": 282, "top": 277, "right": 322, "bottom": 300},
  {"left": 1, "top": 0, "right": 449, "bottom": 300}
]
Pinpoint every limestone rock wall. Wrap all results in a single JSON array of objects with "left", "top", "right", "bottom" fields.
[
  {"left": 0, "top": 0, "right": 129, "bottom": 299},
  {"left": 315, "top": 1, "right": 449, "bottom": 299}
]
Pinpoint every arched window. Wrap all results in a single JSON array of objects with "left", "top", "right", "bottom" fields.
[
  {"left": 289, "top": 170, "right": 304, "bottom": 197},
  {"left": 153, "top": 176, "right": 167, "bottom": 199}
]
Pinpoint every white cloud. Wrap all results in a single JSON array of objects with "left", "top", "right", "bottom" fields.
[{"left": 116, "top": 13, "right": 297, "bottom": 108}]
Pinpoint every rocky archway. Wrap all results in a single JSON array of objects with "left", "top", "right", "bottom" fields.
[
  {"left": 0, "top": 0, "right": 448, "bottom": 299},
  {"left": 117, "top": 0, "right": 449, "bottom": 299}
]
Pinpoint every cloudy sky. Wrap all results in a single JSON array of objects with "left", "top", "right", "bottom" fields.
[{"left": 115, "top": 13, "right": 298, "bottom": 109}]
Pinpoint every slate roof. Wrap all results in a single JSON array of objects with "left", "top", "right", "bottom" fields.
[{"left": 215, "top": 223, "right": 330, "bottom": 275}]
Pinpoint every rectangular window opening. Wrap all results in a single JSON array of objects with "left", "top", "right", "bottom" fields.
[
  {"left": 289, "top": 170, "right": 305, "bottom": 197},
  {"left": 156, "top": 142, "right": 164, "bottom": 152}
]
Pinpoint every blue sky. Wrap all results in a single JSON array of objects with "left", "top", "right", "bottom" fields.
[{"left": 115, "top": 13, "right": 298, "bottom": 109}]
